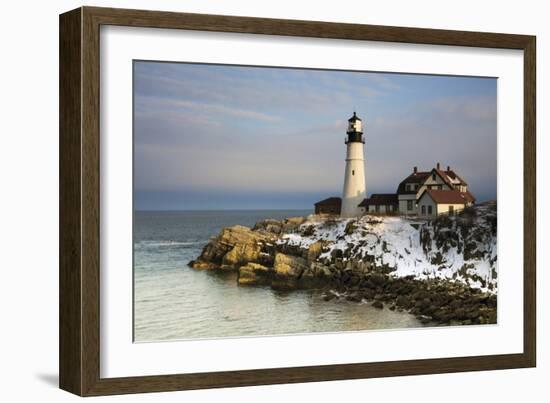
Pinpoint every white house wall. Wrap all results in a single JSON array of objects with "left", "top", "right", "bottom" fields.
[
  {"left": 436, "top": 203, "right": 466, "bottom": 215},
  {"left": 398, "top": 194, "right": 417, "bottom": 215},
  {"left": 417, "top": 194, "right": 437, "bottom": 217},
  {"left": 365, "top": 205, "right": 398, "bottom": 215},
  {"left": 367, "top": 205, "right": 388, "bottom": 213},
  {"left": 418, "top": 192, "right": 467, "bottom": 217}
]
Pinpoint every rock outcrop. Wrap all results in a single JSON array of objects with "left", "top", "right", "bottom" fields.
[
  {"left": 188, "top": 203, "right": 498, "bottom": 326},
  {"left": 238, "top": 263, "right": 272, "bottom": 286},
  {"left": 272, "top": 253, "right": 309, "bottom": 289},
  {"left": 190, "top": 225, "right": 277, "bottom": 270}
]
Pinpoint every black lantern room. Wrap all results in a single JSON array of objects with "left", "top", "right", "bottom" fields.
[{"left": 346, "top": 112, "right": 364, "bottom": 143}]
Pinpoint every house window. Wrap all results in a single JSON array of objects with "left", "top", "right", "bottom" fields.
[
  {"left": 421, "top": 205, "right": 426, "bottom": 215},
  {"left": 407, "top": 200, "right": 413, "bottom": 211},
  {"left": 428, "top": 205, "right": 433, "bottom": 215},
  {"left": 375, "top": 205, "right": 380, "bottom": 212},
  {"left": 352, "top": 170, "right": 355, "bottom": 176},
  {"left": 449, "top": 205, "right": 454, "bottom": 215},
  {"left": 432, "top": 173, "right": 436, "bottom": 181}
]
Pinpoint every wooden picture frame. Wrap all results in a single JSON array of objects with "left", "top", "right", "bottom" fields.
[{"left": 59, "top": 6, "right": 536, "bottom": 396}]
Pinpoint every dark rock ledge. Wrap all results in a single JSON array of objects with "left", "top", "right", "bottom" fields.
[{"left": 188, "top": 216, "right": 497, "bottom": 326}]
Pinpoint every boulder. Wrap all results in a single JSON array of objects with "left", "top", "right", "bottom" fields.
[
  {"left": 253, "top": 218, "right": 283, "bottom": 234},
  {"left": 222, "top": 243, "right": 262, "bottom": 267},
  {"left": 307, "top": 241, "right": 327, "bottom": 263},
  {"left": 369, "top": 273, "right": 387, "bottom": 287},
  {"left": 346, "top": 293, "right": 362, "bottom": 302},
  {"left": 310, "top": 262, "right": 333, "bottom": 279},
  {"left": 301, "top": 225, "right": 316, "bottom": 236},
  {"left": 344, "top": 220, "right": 357, "bottom": 235},
  {"left": 238, "top": 263, "right": 272, "bottom": 286},
  {"left": 196, "top": 240, "right": 232, "bottom": 265},
  {"left": 300, "top": 263, "right": 331, "bottom": 288},
  {"left": 323, "top": 293, "right": 336, "bottom": 301},
  {"left": 190, "top": 260, "right": 218, "bottom": 270},
  {"left": 195, "top": 225, "right": 277, "bottom": 269},
  {"left": 272, "top": 253, "right": 308, "bottom": 289},
  {"left": 396, "top": 295, "right": 412, "bottom": 309},
  {"left": 281, "top": 216, "right": 306, "bottom": 233},
  {"left": 273, "top": 253, "right": 308, "bottom": 278},
  {"left": 218, "top": 225, "right": 276, "bottom": 246}
]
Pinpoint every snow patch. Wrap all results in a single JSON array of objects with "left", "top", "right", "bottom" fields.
[{"left": 277, "top": 204, "right": 498, "bottom": 293}]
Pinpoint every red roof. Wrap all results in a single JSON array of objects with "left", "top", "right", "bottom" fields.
[
  {"left": 462, "top": 190, "right": 476, "bottom": 203},
  {"left": 397, "top": 166, "right": 468, "bottom": 195},
  {"left": 444, "top": 169, "right": 468, "bottom": 186},
  {"left": 420, "top": 189, "right": 475, "bottom": 204},
  {"left": 434, "top": 168, "right": 468, "bottom": 188}
]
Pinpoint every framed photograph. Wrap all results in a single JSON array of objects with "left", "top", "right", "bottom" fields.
[{"left": 59, "top": 6, "right": 536, "bottom": 396}]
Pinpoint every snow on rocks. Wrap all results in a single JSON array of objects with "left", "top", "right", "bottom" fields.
[{"left": 278, "top": 203, "right": 497, "bottom": 293}]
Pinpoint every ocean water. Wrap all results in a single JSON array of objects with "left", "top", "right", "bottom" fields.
[{"left": 134, "top": 210, "right": 424, "bottom": 342}]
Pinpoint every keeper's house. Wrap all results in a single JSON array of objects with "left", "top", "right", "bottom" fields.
[{"left": 394, "top": 163, "right": 475, "bottom": 216}]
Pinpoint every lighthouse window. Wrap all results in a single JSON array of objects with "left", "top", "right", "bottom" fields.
[{"left": 352, "top": 170, "right": 355, "bottom": 176}]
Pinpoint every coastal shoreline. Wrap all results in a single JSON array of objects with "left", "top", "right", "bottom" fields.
[{"left": 189, "top": 203, "right": 497, "bottom": 327}]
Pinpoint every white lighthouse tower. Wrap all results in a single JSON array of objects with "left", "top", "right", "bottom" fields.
[{"left": 341, "top": 112, "right": 366, "bottom": 217}]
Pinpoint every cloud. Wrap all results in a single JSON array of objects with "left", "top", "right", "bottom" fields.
[
  {"left": 134, "top": 62, "right": 401, "bottom": 116},
  {"left": 368, "top": 73, "right": 402, "bottom": 91},
  {"left": 428, "top": 96, "right": 497, "bottom": 122},
  {"left": 133, "top": 61, "right": 497, "bottom": 209},
  {"left": 136, "top": 95, "right": 282, "bottom": 123}
]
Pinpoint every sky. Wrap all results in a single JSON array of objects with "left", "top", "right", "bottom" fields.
[{"left": 134, "top": 61, "right": 497, "bottom": 210}]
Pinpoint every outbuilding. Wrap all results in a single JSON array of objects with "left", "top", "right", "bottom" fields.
[
  {"left": 358, "top": 194, "right": 398, "bottom": 214},
  {"left": 314, "top": 197, "right": 342, "bottom": 215}
]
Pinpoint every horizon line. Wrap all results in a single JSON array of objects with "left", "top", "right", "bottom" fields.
[{"left": 134, "top": 208, "right": 314, "bottom": 212}]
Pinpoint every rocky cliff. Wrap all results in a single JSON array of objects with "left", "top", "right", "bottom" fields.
[{"left": 189, "top": 202, "right": 497, "bottom": 326}]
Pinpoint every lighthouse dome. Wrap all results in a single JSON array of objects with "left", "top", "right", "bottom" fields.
[
  {"left": 347, "top": 111, "right": 363, "bottom": 135},
  {"left": 348, "top": 111, "right": 362, "bottom": 122}
]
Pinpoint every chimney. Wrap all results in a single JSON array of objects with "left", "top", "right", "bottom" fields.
[
  {"left": 447, "top": 165, "right": 450, "bottom": 171},
  {"left": 436, "top": 162, "right": 440, "bottom": 170},
  {"left": 413, "top": 166, "right": 418, "bottom": 174}
]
